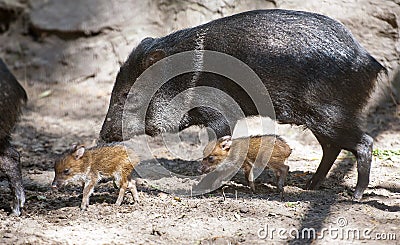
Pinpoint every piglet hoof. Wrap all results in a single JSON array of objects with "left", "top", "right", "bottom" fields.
[
  {"left": 80, "top": 204, "right": 88, "bottom": 211},
  {"left": 248, "top": 182, "right": 256, "bottom": 193}
]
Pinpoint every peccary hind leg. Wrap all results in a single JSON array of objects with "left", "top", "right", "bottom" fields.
[
  {"left": 352, "top": 133, "right": 373, "bottom": 200},
  {"left": 128, "top": 179, "right": 139, "bottom": 203},
  {"left": 243, "top": 161, "right": 255, "bottom": 193},
  {"left": 307, "top": 132, "right": 373, "bottom": 200},
  {"left": 306, "top": 134, "right": 341, "bottom": 191}
]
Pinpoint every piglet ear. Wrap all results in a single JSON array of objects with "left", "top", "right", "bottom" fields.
[
  {"left": 73, "top": 145, "right": 86, "bottom": 160},
  {"left": 144, "top": 49, "right": 166, "bottom": 68},
  {"left": 219, "top": 136, "right": 232, "bottom": 151}
]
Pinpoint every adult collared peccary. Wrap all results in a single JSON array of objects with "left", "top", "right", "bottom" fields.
[
  {"left": 0, "top": 58, "right": 27, "bottom": 216},
  {"left": 99, "top": 9, "right": 386, "bottom": 199}
]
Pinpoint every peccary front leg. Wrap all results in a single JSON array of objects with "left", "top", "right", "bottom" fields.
[
  {"left": 0, "top": 147, "right": 25, "bottom": 216},
  {"left": 306, "top": 135, "right": 341, "bottom": 190},
  {"left": 81, "top": 177, "right": 97, "bottom": 210},
  {"left": 352, "top": 133, "right": 373, "bottom": 200}
]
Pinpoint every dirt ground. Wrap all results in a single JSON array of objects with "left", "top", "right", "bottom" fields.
[{"left": 0, "top": 1, "right": 400, "bottom": 244}]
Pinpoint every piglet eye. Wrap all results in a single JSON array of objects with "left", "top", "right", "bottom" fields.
[
  {"left": 208, "top": 156, "right": 215, "bottom": 162},
  {"left": 63, "top": 169, "right": 70, "bottom": 175}
]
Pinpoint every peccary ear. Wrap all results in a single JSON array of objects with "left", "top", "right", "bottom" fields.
[
  {"left": 144, "top": 49, "right": 166, "bottom": 68},
  {"left": 73, "top": 145, "right": 86, "bottom": 160},
  {"left": 219, "top": 136, "right": 232, "bottom": 151}
]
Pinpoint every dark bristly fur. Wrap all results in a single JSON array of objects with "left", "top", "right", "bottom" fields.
[
  {"left": 0, "top": 58, "right": 27, "bottom": 216},
  {"left": 100, "top": 9, "right": 386, "bottom": 199}
]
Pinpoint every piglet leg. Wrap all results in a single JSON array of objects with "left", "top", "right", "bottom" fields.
[{"left": 81, "top": 178, "right": 97, "bottom": 210}]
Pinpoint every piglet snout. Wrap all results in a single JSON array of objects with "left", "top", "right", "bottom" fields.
[{"left": 51, "top": 180, "right": 58, "bottom": 189}]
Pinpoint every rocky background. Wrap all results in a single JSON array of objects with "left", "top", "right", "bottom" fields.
[
  {"left": 0, "top": 0, "right": 399, "bottom": 85},
  {"left": 0, "top": 1, "right": 399, "bottom": 244}
]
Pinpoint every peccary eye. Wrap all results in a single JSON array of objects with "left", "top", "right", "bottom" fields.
[
  {"left": 208, "top": 156, "right": 215, "bottom": 162},
  {"left": 63, "top": 169, "right": 70, "bottom": 175}
]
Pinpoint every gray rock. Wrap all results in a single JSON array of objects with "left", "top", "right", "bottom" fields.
[
  {"left": 29, "top": 0, "right": 149, "bottom": 38},
  {"left": 1, "top": 0, "right": 398, "bottom": 95}
]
